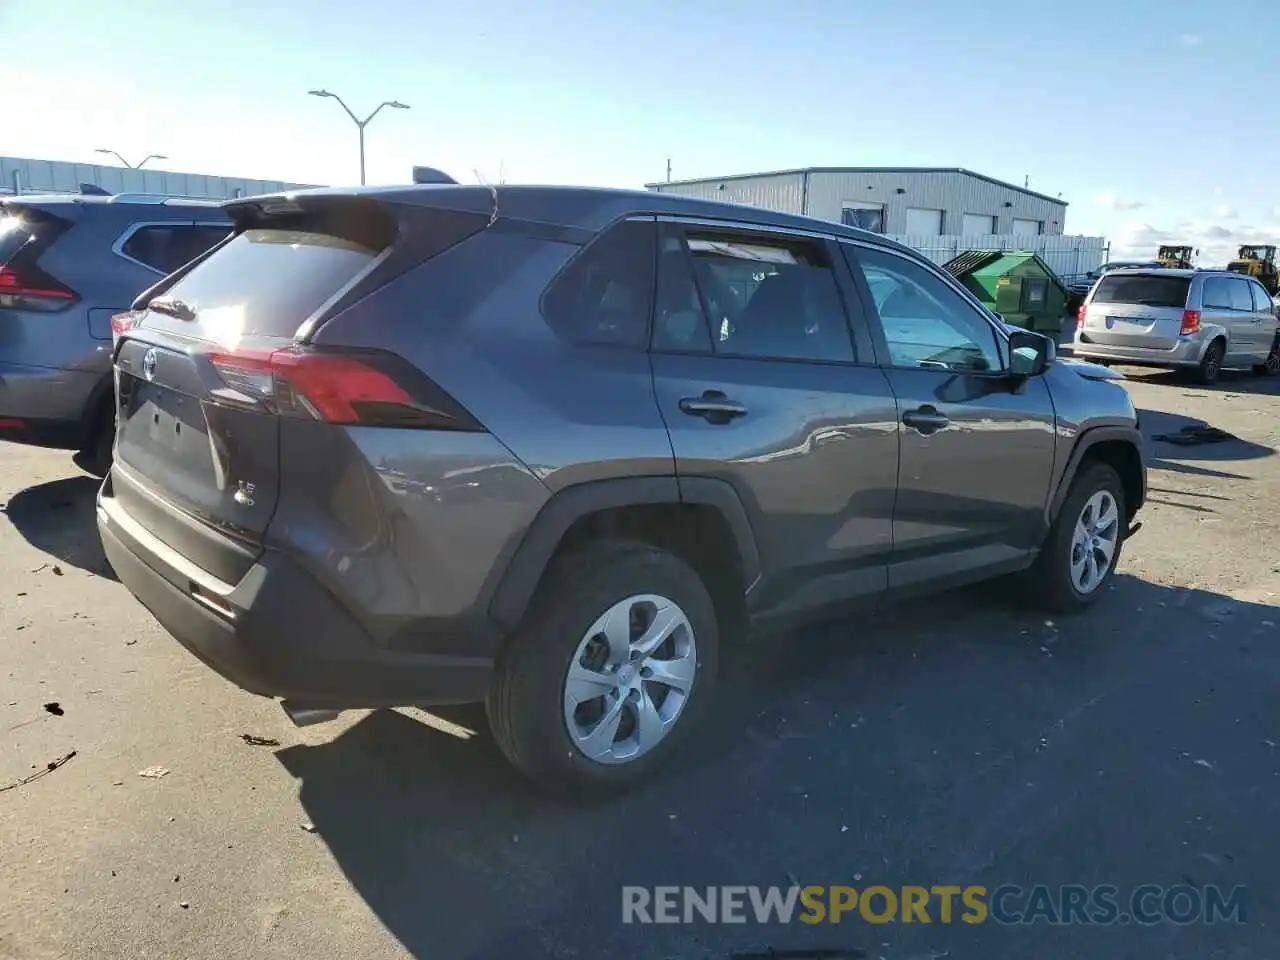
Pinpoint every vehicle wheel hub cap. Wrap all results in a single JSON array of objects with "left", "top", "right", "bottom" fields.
[
  {"left": 1070, "top": 490, "right": 1120, "bottom": 595},
  {"left": 562, "top": 593, "right": 697, "bottom": 766}
]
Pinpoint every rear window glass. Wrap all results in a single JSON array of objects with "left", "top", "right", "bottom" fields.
[
  {"left": 1227, "top": 278, "right": 1254, "bottom": 312},
  {"left": 0, "top": 215, "right": 32, "bottom": 266},
  {"left": 1092, "top": 274, "right": 1190, "bottom": 308},
  {"left": 160, "top": 229, "right": 381, "bottom": 338}
]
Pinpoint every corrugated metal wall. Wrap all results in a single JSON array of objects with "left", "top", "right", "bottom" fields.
[
  {"left": 650, "top": 172, "right": 806, "bottom": 215},
  {"left": 805, "top": 170, "right": 1065, "bottom": 235},
  {"left": 0, "top": 156, "right": 314, "bottom": 200},
  {"left": 650, "top": 169, "right": 1067, "bottom": 236}
]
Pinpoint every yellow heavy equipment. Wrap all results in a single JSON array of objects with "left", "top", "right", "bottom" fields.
[
  {"left": 1226, "top": 245, "right": 1279, "bottom": 294},
  {"left": 1156, "top": 245, "right": 1195, "bottom": 269}
]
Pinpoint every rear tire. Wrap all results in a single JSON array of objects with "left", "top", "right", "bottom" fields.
[
  {"left": 1022, "top": 462, "right": 1126, "bottom": 615},
  {"left": 1252, "top": 336, "right": 1280, "bottom": 377},
  {"left": 79, "top": 404, "right": 116, "bottom": 479},
  {"left": 1196, "top": 339, "right": 1225, "bottom": 385},
  {"left": 486, "top": 539, "right": 719, "bottom": 799}
]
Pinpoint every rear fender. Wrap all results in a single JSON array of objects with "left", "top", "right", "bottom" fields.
[{"left": 488, "top": 476, "right": 760, "bottom": 632}]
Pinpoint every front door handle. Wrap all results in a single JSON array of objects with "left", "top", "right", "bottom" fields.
[
  {"left": 679, "top": 391, "right": 747, "bottom": 424},
  {"left": 902, "top": 405, "right": 950, "bottom": 435}
]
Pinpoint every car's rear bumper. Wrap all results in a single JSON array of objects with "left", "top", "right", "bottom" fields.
[
  {"left": 97, "top": 482, "right": 494, "bottom": 708},
  {"left": 0, "top": 360, "right": 102, "bottom": 448},
  {"left": 1070, "top": 335, "right": 1204, "bottom": 367}
]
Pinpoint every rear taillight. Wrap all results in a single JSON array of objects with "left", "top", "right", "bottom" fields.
[
  {"left": 208, "top": 347, "right": 483, "bottom": 431},
  {"left": 0, "top": 263, "right": 76, "bottom": 307},
  {"left": 1180, "top": 310, "right": 1200, "bottom": 335},
  {"left": 111, "top": 311, "right": 139, "bottom": 346},
  {"left": 1077, "top": 304, "right": 1087, "bottom": 323}
]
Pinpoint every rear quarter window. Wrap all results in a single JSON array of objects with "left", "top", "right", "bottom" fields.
[
  {"left": 1092, "top": 274, "right": 1190, "bottom": 308},
  {"left": 541, "top": 220, "right": 654, "bottom": 348}
]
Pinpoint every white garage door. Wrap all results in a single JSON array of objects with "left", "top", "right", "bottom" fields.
[
  {"left": 1012, "top": 218, "right": 1042, "bottom": 236},
  {"left": 962, "top": 213, "right": 996, "bottom": 235},
  {"left": 905, "top": 207, "right": 943, "bottom": 235}
]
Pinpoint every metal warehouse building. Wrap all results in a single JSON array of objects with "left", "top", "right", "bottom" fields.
[
  {"left": 646, "top": 167, "right": 1105, "bottom": 279},
  {"left": 647, "top": 167, "right": 1067, "bottom": 236},
  {"left": 1, "top": 155, "right": 314, "bottom": 200}
]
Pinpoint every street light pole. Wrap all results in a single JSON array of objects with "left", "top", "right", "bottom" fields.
[
  {"left": 95, "top": 149, "right": 168, "bottom": 169},
  {"left": 308, "top": 89, "right": 410, "bottom": 185}
]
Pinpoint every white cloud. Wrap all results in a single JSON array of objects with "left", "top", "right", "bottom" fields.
[
  {"left": 1211, "top": 203, "right": 1238, "bottom": 219},
  {"left": 1095, "top": 191, "right": 1144, "bottom": 211},
  {"left": 1181, "top": 33, "right": 1202, "bottom": 46},
  {"left": 1108, "top": 219, "right": 1280, "bottom": 269},
  {"left": 1213, "top": 185, "right": 1225, "bottom": 196}
]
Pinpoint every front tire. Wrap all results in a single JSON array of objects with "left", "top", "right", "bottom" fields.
[
  {"left": 1024, "top": 463, "right": 1126, "bottom": 614},
  {"left": 487, "top": 540, "right": 719, "bottom": 799}
]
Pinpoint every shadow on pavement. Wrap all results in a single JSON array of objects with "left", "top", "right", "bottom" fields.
[
  {"left": 1137, "top": 407, "right": 1274, "bottom": 480},
  {"left": 1124, "top": 367, "right": 1280, "bottom": 397},
  {"left": 1, "top": 475, "right": 115, "bottom": 579},
  {"left": 276, "top": 574, "right": 1280, "bottom": 960}
]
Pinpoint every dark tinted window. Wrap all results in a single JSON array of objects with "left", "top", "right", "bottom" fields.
[
  {"left": 853, "top": 246, "right": 1002, "bottom": 373},
  {"left": 1093, "top": 274, "right": 1191, "bottom": 308},
  {"left": 121, "top": 223, "right": 231, "bottom": 274},
  {"left": 1201, "top": 276, "right": 1233, "bottom": 310},
  {"left": 1228, "top": 278, "right": 1255, "bottom": 312},
  {"left": 159, "top": 228, "right": 382, "bottom": 337},
  {"left": 542, "top": 220, "right": 654, "bottom": 348},
  {"left": 675, "top": 229, "right": 855, "bottom": 362}
]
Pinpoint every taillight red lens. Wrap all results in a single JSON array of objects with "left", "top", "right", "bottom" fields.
[
  {"left": 1077, "top": 304, "right": 1087, "bottom": 322},
  {"left": 1180, "top": 310, "right": 1200, "bottom": 335},
  {"left": 0, "top": 264, "right": 75, "bottom": 301},
  {"left": 111, "top": 311, "right": 138, "bottom": 344},
  {"left": 208, "top": 347, "right": 482, "bottom": 431}
]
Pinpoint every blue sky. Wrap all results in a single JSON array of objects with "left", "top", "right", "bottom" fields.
[{"left": 2, "top": 0, "right": 1274, "bottom": 263}]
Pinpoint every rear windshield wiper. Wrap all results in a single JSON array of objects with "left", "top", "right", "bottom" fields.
[{"left": 147, "top": 296, "right": 196, "bottom": 321}]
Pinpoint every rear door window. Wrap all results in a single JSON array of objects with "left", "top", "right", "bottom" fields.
[
  {"left": 1227, "top": 278, "right": 1255, "bottom": 312},
  {"left": 1201, "top": 277, "right": 1233, "bottom": 310},
  {"left": 156, "top": 228, "right": 384, "bottom": 338},
  {"left": 1092, "top": 274, "right": 1190, "bottom": 307}
]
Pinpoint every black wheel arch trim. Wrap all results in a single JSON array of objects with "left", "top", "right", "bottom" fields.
[
  {"left": 488, "top": 475, "right": 761, "bottom": 633},
  {"left": 1048, "top": 425, "right": 1146, "bottom": 526}
]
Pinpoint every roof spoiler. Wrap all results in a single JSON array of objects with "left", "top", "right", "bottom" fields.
[{"left": 411, "top": 166, "right": 458, "bottom": 185}]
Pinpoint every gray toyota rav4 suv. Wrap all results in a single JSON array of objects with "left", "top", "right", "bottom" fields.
[{"left": 99, "top": 185, "right": 1146, "bottom": 796}]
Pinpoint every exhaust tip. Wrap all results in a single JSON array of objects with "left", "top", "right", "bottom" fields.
[{"left": 280, "top": 700, "right": 343, "bottom": 728}]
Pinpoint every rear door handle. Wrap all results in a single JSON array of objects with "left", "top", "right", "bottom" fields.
[
  {"left": 902, "top": 405, "right": 950, "bottom": 434},
  {"left": 679, "top": 391, "right": 747, "bottom": 424}
]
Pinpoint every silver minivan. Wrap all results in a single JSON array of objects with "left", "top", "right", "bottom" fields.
[{"left": 1073, "top": 268, "right": 1280, "bottom": 383}]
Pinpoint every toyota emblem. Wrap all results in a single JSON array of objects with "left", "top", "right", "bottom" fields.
[{"left": 142, "top": 347, "right": 158, "bottom": 382}]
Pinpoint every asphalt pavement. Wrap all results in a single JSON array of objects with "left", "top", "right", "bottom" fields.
[{"left": 2, "top": 368, "right": 1278, "bottom": 960}]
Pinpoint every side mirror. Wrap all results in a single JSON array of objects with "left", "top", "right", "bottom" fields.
[{"left": 1008, "top": 329, "right": 1055, "bottom": 377}]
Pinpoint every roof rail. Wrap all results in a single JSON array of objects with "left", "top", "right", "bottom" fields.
[{"left": 105, "top": 192, "right": 221, "bottom": 207}]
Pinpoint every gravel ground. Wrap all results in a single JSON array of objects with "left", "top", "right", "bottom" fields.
[{"left": 1, "top": 367, "right": 1278, "bottom": 960}]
